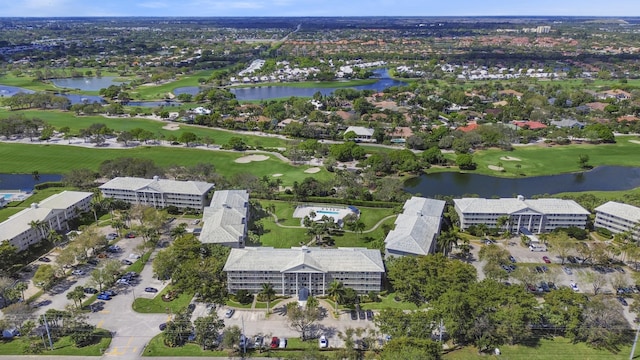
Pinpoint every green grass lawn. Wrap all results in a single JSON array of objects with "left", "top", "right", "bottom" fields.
[
  {"left": 132, "top": 285, "right": 193, "bottom": 314},
  {"left": 226, "top": 299, "right": 254, "bottom": 309},
  {"left": 443, "top": 337, "right": 632, "bottom": 360},
  {"left": 143, "top": 333, "right": 228, "bottom": 357},
  {"left": 438, "top": 136, "right": 640, "bottom": 178},
  {"left": 0, "top": 187, "right": 75, "bottom": 222},
  {"left": 0, "top": 142, "right": 331, "bottom": 187},
  {"left": 359, "top": 292, "right": 424, "bottom": 311},
  {"left": 0, "top": 328, "right": 111, "bottom": 356},
  {"left": 131, "top": 70, "right": 215, "bottom": 100}
]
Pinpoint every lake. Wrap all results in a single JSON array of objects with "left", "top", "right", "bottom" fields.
[
  {"left": 51, "top": 77, "right": 124, "bottom": 91},
  {"left": 0, "top": 85, "right": 35, "bottom": 97},
  {"left": 229, "top": 68, "right": 407, "bottom": 101},
  {"left": 404, "top": 166, "right": 640, "bottom": 198},
  {"left": 0, "top": 174, "right": 64, "bottom": 192}
]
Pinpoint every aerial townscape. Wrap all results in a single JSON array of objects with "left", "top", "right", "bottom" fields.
[{"left": 2, "top": 1, "right": 640, "bottom": 359}]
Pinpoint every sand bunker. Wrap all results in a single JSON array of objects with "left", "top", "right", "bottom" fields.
[
  {"left": 488, "top": 165, "right": 504, "bottom": 171},
  {"left": 272, "top": 173, "right": 283, "bottom": 177},
  {"left": 629, "top": 140, "right": 640, "bottom": 144},
  {"left": 162, "top": 123, "right": 180, "bottom": 131},
  {"left": 234, "top": 154, "right": 270, "bottom": 163},
  {"left": 500, "top": 156, "right": 521, "bottom": 161},
  {"left": 304, "top": 167, "right": 321, "bottom": 174}
]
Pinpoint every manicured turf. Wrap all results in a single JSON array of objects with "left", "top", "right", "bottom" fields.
[
  {"left": 0, "top": 187, "right": 75, "bottom": 222},
  {"left": 0, "top": 142, "right": 331, "bottom": 186},
  {"left": 438, "top": 136, "right": 640, "bottom": 178},
  {"left": 0, "top": 328, "right": 112, "bottom": 356},
  {"left": 131, "top": 70, "right": 215, "bottom": 100},
  {"left": 132, "top": 285, "right": 194, "bottom": 314},
  {"left": 143, "top": 333, "right": 228, "bottom": 357},
  {"left": 443, "top": 337, "right": 632, "bottom": 360}
]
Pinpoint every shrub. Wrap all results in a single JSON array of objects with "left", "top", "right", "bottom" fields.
[
  {"left": 596, "top": 227, "right": 613, "bottom": 239},
  {"left": 234, "top": 290, "right": 253, "bottom": 305}
]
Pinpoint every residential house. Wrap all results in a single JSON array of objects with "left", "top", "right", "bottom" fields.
[
  {"left": 344, "top": 126, "right": 376, "bottom": 142},
  {"left": 512, "top": 120, "right": 547, "bottom": 130},
  {"left": 550, "top": 119, "right": 585, "bottom": 129}
]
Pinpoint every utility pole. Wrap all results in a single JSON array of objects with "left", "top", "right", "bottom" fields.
[
  {"left": 630, "top": 325, "right": 640, "bottom": 360},
  {"left": 42, "top": 314, "right": 54, "bottom": 350}
]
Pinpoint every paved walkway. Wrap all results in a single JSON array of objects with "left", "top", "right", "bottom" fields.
[{"left": 269, "top": 213, "right": 396, "bottom": 234}]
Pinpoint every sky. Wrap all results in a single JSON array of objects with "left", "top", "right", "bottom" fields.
[{"left": 1, "top": 0, "right": 639, "bottom": 17}]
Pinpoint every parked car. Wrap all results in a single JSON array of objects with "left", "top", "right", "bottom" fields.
[
  {"left": 535, "top": 266, "right": 543, "bottom": 273},
  {"left": 144, "top": 287, "right": 158, "bottom": 293},
  {"left": 540, "top": 282, "right": 550, "bottom": 292},
  {"left": 563, "top": 267, "right": 573, "bottom": 275},
  {"left": 84, "top": 287, "right": 98, "bottom": 294},
  {"left": 97, "top": 293, "right": 111, "bottom": 301},
  {"left": 350, "top": 310, "right": 358, "bottom": 320},
  {"left": 225, "top": 308, "right": 235, "bottom": 318},
  {"left": 129, "top": 254, "right": 141, "bottom": 259},
  {"left": 106, "top": 233, "right": 118, "bottom": 240},
  {"left": 116, "top": 278, "right": 129, "bottom": 285},
  {"left": 103, "top": 290, "right": 117, "bottom": 296},
  {"left": 615, "top": 266, "right": 626, "bottom": 273},
  {"left": 72, "top": 270, "right": 85, "bottom": 276},
  {"left": 239, "top": 334, "right": 247, "bottom": 349},
  {"left": 548, "top": 282, "right": 557, "bottom": 290},
  {"left": 319, "top": 335, "right": 328, "bottom": 348},
  {"left": 570, "top": 282, "right": 579, "bottom": 292},
  {"left": 187, "top": 303, "right": 196, "bottom": 312},
  {"left": 270, "top": 337, "right": 279, "bottom": 349},
  {"left": 358, "top": 309, "right": 366, "bottom": 320},
  {"left": 366, "top": 309, "right": 374, "bottom": 321},
  {"left": 87, "top": 259, "right": 99, "bottom": 266},
  {"left": 542, "top": 256, "right": 551, "bottom": 264},
  {"left": 125, "top": 232, "right": 136, "bottom": 238},
  {"left": 508, "top": 255, "right": 516, "bottom": 263},
  {"left": 617, "top": 297, "right": 629, "bottom": 306},
  {"left": 38, "top": 257, "right": 51, "bottom": 262},
  {"left": 254, "top": 336, "right": 263, "bottom": 349},
  {"left": 279, "top": 338, "right": 287, "bottom": 349},
  {"left": 121, "top": 259, "right": 132, "bottom": 265},
  {"left": 567, "top": 256, "right": 577, "bottom": 264},
  {"left": 159, "top": 323, "right": 167, "bottom": 331}
]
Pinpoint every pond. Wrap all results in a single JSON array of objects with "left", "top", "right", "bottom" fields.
[
  {"left": 50, "top": 76, "right": 124, "bottom": 91},
  {"left": 229, "top": 68, "right": 407, "bottom": 101},
  {"left": 0, "top": 85, "right": 35, "bottom": 97},
  {"left": 0, "top": 174, "right": 64, "bottom": 192},
  {"left": 404, "top": 166, "right": 640, "bottom": 198},
  {"left": 125, "top": 100, "right": 182, "bottom": 108}
]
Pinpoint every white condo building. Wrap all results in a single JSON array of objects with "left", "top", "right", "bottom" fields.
[
  {"left": 0, "top": 191, "right": 93, "bottom": 251},
  {"left": 454, "top": 196, "right": 589, "bottom": 234},
  {"left": 99, "top": 176, "right": 214, "bottom": 210},
  {"left": 595, "top": 201, "right": 640, "bottom": 240},
  {"left": 199, "top": 190, "right": 249, "bottom": 248},
  {"left": 223, "top": 247, "right": 385, "bottom": 296},
  {"left": 384, "top": 197, "right": 446, "bottom": 258}
]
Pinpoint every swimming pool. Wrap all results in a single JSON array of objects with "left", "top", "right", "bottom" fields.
[{"left": 317, "top": 210, "right": 339, "bottom": 215}]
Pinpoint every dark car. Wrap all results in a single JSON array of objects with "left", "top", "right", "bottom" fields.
[
  {"left": 84, "top": 287, "right": 98, "bottom": 294},
  {"left": 87, "top": 259, "right": 99, "bottom": 266},
  {"left": 103, "top": 290, "right": 117, "bottom": 297},
  {"left": 350, "top": 310, "right": 358, "bottom": 320},
  {"left": 187, "top": 303, "right": 196, "bottom": 312},
  {"left": 125, "top": 232, "right": 136, "bottom": 238},
  {"left": 540, "top": 282, "right": 550, "bottom": 292},
  {"left": 567, "top": 256, "right": 577, "bottom": 264},
  {"left": 270, "top": 337, "right": 279, "bottom": 349},
  {"left": 509, "top": 256, "right": 516, "bottom": 263},
  {"left": 159, "top": 323, "right": 167, "bottom": 331},
  {"left": 535, "top": 266, "right": 543, "bottom": 273},
  {"left": 97, "top": 293, "right": 111, "bottom": 301},
  {"left": 358, "top": 310, "right": 366, "bottom": 320},
  {"left": 526, "top": 284, "right": 537, "bottom": 292},
  {"left": 38, "top": 257, "right": 51, "bottom": 262},
  {"left": 366, "top": 309, "right": 374, "bottom": 321},
  {"left": 121, "top": 259, "right": 133, "bottom": 265},
  {"left": 617, "top": 297, "right": 629, "bottom": 306},
  {"left": 144, "top": 287, "right": 158, "bottom": 293}
]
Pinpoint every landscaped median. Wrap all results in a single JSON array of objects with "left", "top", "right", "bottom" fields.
[
  {"left": 0, "top": 328, "right": 112, "bottom": 356},
  {"left": 132, "top": 284, "right": 194, "bottom": 314}
]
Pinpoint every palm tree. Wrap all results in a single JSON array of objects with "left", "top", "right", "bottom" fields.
[
  {"left": 437, "top": 230, "right": 458, "bottom": 256},
  {"left": 170, "top": 224, "right": 188, "bottom": 240},
  {"left": 327, "top": 280, "right": 345, "bottom": 315},
  {"left": 259, "top": 283, "right": 276, "bottom": 314},
  {"left": 29, "top": 219, "right": 48, "bottom": 239},
  {"left": 354, "top": 221, "right": 366, "bottom": 239},
  {"left": 90, "top": 197, "right": 104, "bottom": 222},
  {"left": 14, "top": 282, "right": 27, "bottom": 301}
]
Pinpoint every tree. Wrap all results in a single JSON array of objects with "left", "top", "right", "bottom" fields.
[
  {"left": 456, "top": 153, "right": 476, "bottom": 170},
  {"left": 89, "top": 268, "right": 110, "bottom": 292},
  {"left": 575, "top": 296, "right": 630, "bottom": 351},
  {"left": 163, "top": 310, "right": 193, "bottom": 347},
  {"left": 66, "top": 286, "right": 86, "bottom": 309},
  {"left": 14, "top": 282, "right": 27, "bottom": 301},
  {"left": 286, "top": 301, "right": 321, "bottom": 340},
  {"left": 380, "top": 337, "right": 442, "bottom": 360},
  {"left": 327, "top": 280, "right": 345, "bottom": 314},
  {"left": 579, "top": 271, "right": 606, "bottom": 295},
  {"left": 33, "top": 264, "right": 56, "bottom": 290},
  {"left": 222, "top": 325, "right": 242, "bottom": 350},
  {"left": 179, "top": 131, "right": 198, "bottom": 147},
  {"left": 547, "top": 233, "right": 574, "bottom": 264},
  {"left": 578, "top": 154, "right": 591, "bottom": 169},
  {"left": 193, "top": 313, "right": 225, "bottom": 350},
  {"left": 259, "top": 283, "right": 276, "bottom": 314}
]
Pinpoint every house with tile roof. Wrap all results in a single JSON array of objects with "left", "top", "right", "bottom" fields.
[
  {"left": 199, "top": 190, "right": 249, "bottom": 248},
  {"left": 454, "top": 195, "right": 589, "bottom": 234},
  {"left": 384, "top": 197, "right": 446, "bottom": 258},
  {"left": 512, "top": 120, "right": 547, "bottom": 130},
  {"left": 223, "top": 246, "right": 384, "bottom": 296},
  {"left": 99, "top": 176, "right": 214, "bottom": 210}
]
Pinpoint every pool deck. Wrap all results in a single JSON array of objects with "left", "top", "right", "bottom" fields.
[{"left": 292, "top": 204, "right": 358, "bottom": 226}]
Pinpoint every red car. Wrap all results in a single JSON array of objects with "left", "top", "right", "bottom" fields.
[
  {"left": 542, "top": 256, "right": 551, "bottom": 264},
  {"left": 125, "top": 232, "right": 136, "bottom": 238},
  {"left": 270, "top": 337, "right": 279, "bottom": 349}
]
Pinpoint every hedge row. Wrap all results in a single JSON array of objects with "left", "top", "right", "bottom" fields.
[
  {"left": 257, "top": 194, "right": 400, "bottom": 208},
  {"left": 34, "top": 182, "right": 66, "bottom": 190}
]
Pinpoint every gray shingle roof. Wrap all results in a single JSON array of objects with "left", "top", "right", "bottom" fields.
[
  {"left": 223, "top": 247, "right": 385, "bottom": 273},
  {"left": 454, "top": 197, "right": 589, "bottom": 215},
  {"left": 99, "top": 177, "right": 213, "bottom": 195},
  {"left": 200, "top": 190, "right": 249, "bottom": 245},
  {"left": 384, "top": 197, "right": 445, "bottom": 256},
  {"left": 595, "top": 201, "right": 640, "bottom": 223}
]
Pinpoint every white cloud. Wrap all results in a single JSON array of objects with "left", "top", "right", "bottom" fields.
[{"left": 138, "top": 1, "right": 170, "bottom": 9}]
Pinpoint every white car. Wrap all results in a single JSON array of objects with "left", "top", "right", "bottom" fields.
[
  {"left": 71, "top": 270, "right": 85, "bottom": 276},
  {"left": 570, "top": 282, "right": 579, "bottom": 292},
  {"left": 319, "top": 335, "right": 328, "bottom": 348},
  {"left": 116, "top": 278, "right": 130, "bottom": 285},
  {"left": 129, "top": 254, "right": 141, "bottom": 259}
]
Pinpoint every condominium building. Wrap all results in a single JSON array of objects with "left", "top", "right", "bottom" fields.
[
  {"left": 99, "top": 176, "right": 214, "bottom": 210},
  {"left": 454, "top": 195, "right": 589, "bottom": 234},
  {"left": 0, "top": 191, "right": 93, "bottom": 251},
  {"left": 223, "top": 246, "right": 385, "bottom": 296},
  {"left": 384, "top": 197, "right": 446, "bottom": 258},
  {"left": 199, "top": 190, "right": 249, "bottom": 248},
  {"left": 594, "top": 201, "right": 640, "bottom": 240}
]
